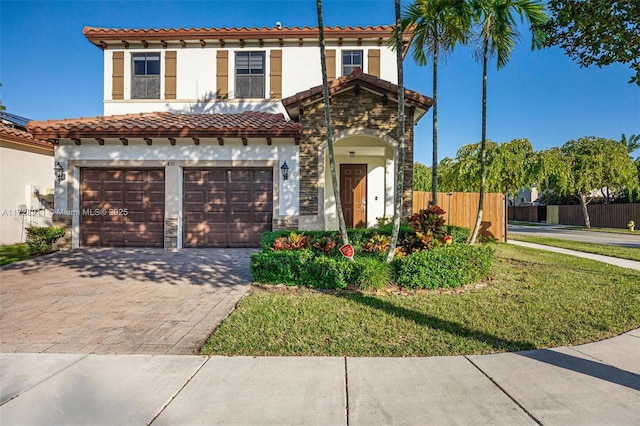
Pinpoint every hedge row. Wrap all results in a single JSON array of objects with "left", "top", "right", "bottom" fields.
[{"left": 251, "top": 242, "right": 493, "bottom": 290}]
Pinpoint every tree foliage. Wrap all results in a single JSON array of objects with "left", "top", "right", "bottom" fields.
[
  {"left": 540, "top": 0, "right": 640, "bottom": 85},
  {"left": 413, "top": 162, "right": 433, "bottom": 191},
  {"left": 536, "top": 136, "right": 639, "bottom": 227}
]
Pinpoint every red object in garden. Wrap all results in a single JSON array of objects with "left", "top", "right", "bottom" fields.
[{"left": 339, "top": 244, "right": 354, "bottom": 259}]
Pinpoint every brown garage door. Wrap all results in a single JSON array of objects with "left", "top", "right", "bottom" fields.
[
  {"left": 80, "top": 168, "right": 165, "bottom": 247},
  {"left": 183, "top": 168, "right": 273, "bottom": 247}
]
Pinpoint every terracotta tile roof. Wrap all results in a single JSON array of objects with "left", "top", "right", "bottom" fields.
[
  {"left": 0, "top": 121, "right": 53, "bottom": 151},
  {"left": 282, "top": 68, "right": 434, "bottom": 112},
  {"left": 27, "top": 111, "right": 303, "bottom": 140},
  {"left": 83, "top": 25, "right": 399, "bottom": 43}
]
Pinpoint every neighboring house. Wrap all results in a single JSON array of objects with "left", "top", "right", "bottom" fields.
[
  {"left": 0, "top": 112, "right": 54, "bottom": 245},
  {"left": 27, "top": 25, "right": 433, "bottom": 249},
  {"left": 510, "top": 186, "right": 539, "bottom": 206}
]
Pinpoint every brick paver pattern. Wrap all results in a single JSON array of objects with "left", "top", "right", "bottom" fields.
[{"left": 0, "top": 248, "right": 254, "bottom": 355}]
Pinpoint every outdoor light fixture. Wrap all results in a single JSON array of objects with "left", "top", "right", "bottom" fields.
[
  {"left": 349, "top": 151, "right": 355, "bottom": 158},
  {"left": 54, "top": 162, "right": 66, "bottom": 183},
  {"left": 280, "top": 161, "right": 289, "bottom": 181}
]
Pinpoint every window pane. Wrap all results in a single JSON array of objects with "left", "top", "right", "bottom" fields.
[
  {"left": 342, "top": 50, "right": 363, "bottom": 75},
  {"left": 236, "top": 53, "right": 249, "bottom": 73},
  {"left": 133, "top": 57, "right": 146, "bottom": 75},
  {"left": 236, "top": 75, "right": 250, "bottom": 98},
  {"left": 146, "top": 56, "right": 160, "bottom": 75}
]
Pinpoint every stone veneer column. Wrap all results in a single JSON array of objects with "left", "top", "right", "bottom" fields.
[
  {"left": 163, "top": 165, "right": 180, "bottom": 250},
  {"left": 51, "top": 214, "right": 73, "bottom": 250}
]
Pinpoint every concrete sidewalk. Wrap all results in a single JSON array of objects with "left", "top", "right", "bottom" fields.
[
  {"left": 1, "top": 329, "right": 638, "bottom": 425},
  {"left": 508, "top": 239, "right": 640, "bottom": 271}
]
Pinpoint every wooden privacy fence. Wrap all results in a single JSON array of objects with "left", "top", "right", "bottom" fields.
[
  {"left": 557, "top": 203, "right": 640, "bottom": 228},
  {"left": 413, "top": 192, "right": 506, "bottom": 242},
  {"left": 508, "top": 206, "right": 547, "bottom": 222}
]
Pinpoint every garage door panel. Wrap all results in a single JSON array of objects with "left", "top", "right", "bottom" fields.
[
  {"left": 80, "top": 168, "right": 165, "bottom": 247},
  {"left": 183, "top": 167, "right": 272, "bottom": 248},
  {"left": 184, "top": 191, "right": 205, "bottom": 203}
]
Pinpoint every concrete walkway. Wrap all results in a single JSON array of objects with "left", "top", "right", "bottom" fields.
[
  {"left": 507, "top": 239, "right": 640, "bottom": 271},
  {"left": 1, "top": 329, "right": 638, "bottom": 425}
]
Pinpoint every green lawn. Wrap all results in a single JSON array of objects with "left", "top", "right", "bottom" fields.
[
  {"left": 561, "top": 226, "right": 637, "bottom": 235},
  {"left": 0, "top": 244, "right": 31, "bottom": 266},
  {"left": 201, "top": 244, "right": 640, "bottom": 357},
  {"left": 508, "top": 234, "right": 640, "bottom": 262}
]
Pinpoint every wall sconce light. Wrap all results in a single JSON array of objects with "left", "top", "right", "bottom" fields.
[
  {"left": 54, "top": 162, "right": 66, "bottom": 183},
  {"left": 280, "top": 161, "right": 289, "bottom": 181},
  {"left": 349, "top": 151, "right": 355, "bottom": 158}
]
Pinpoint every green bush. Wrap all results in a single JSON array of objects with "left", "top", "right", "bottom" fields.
[
  {"left": 445, "top": 225, "right": 470, "bottom": 243},
  {"left": 25, "top": 227, "right": 65, "bottom": 255},
  {"left": 393, "top": 244, "right": 494, "bottom": 289},
  {"left": 250, "top": 249, "right": 352, "bottom": 289},
  {"left": 352, "top": 255, "right": 391, "bottom": 290}
]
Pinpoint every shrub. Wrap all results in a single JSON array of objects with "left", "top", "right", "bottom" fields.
[
  {"left": 298, "top": 255, "right": 352, "bottom": 289},
  {"left": 270, "top": 232, "right": 311, "bottom": 251},
  {"left": 250, "top": 250, "right": 315, "bottom": 285},
  {"left": 402, "top": 206, "right": 448, "bottom": 253},
  {"left": 393, "top": 244, "right": 494, "bottom": 289},
  {"left": 352, "top": 256, "right": 391, "bottom": 290},
  {"left": 445, "top": 225, "right": 470, "bottom": 243},
  {"left": 361, "top": 233, "right": 391, "bottom": 254},
  {"left": 25, "top": 227, "right": 65, "bottom": 255}
]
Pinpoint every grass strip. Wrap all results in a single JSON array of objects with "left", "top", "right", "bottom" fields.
[
  {"left": 201, "top": 244, "right": 640, "bottom": 357},
  {"left": 560, "top": 226, "right": 637, "bottom": 235},
  {"left": 509, "top": 234, "right": 640, "bottom": 261},
  {"left": 0, "top": 244, "right": 31, "bottom": 266}
]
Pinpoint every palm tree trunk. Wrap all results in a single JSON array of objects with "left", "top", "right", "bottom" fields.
[
  {"left": 469, "top": 37, "right": 489, "bottom": 245},
  {"left": 431, "top": 43, "right": 439, "bottom": 207},
  {"left": 387, "top": 0, "right": 406, "bottom": 263},
  {"left": 316, "top": 0, "right": 349, "bottom": 247}
]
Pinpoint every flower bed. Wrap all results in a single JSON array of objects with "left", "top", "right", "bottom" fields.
[{"left": 251, "top": 207, "right": 493, "bottom": 290}]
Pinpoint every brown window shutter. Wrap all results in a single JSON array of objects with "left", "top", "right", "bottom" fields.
[
  {"left": 164, "top": 51, "right": 177, "bottom": 99},
  {"left": 112, "top": 51, "right": 124, "bottom": 100},
  {"left": 326, "top": 49, "right": 336, "bottom": 79},
  {"left": 216, "top": 50, "right": 229, "bottom": 99},
  {"left": 368, "top": 49, "right": 381, "bottom": 77},
  {"left": 270, "top": 50, "right": 282, "bottom": 99}
]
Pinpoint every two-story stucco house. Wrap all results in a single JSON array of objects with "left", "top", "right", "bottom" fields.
[{"left": 28, "top": 25, "right": 433, "bottom": 249}]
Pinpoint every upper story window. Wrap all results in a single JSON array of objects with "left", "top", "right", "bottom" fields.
[
  {"left": 132, "top": 53, "right": 160, "bottom": 99},
  {"left": 235, "top": 52, "right": 265, "bottom": 98},
  {"left": 342, "top": 50, "right": 363, "bottom": 76}
]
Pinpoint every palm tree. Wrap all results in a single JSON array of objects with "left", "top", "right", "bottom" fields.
[
  {"left": 401, "top": 0, "right": 470, "bottom": 206},
  {"left": 316, "top": 0, "right": 350, "bottom": 249},
  {"left": 468, "top": 0, "right": 547, "bottom": 245},
  {"left": 620, "top": 133, "right": 640, "bottom": 155},
  {"left": 387, "top": 0, "right": 407, "bottom": 262}
]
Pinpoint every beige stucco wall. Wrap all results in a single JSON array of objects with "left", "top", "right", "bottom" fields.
[{"left": 0, "top": 142, "right": 54, "bottom": 245}]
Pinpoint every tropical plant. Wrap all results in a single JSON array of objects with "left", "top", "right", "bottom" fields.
[
  {"left": 398, "top": 0, "right": 471, "bottom": 206},
  {"left": 403, "top": 205, "right": 448, "bottom": 253},
  {"left": 270, "top": 232, "right": 311, "bottom": 251},
  {"left": 387, "top": 0, "right": 408, "bottom": 263},
  {"left": 316, "top": 0, "right": 350, "bottom": 252},
  {"left": 468, "top": 0, "right": 548, "bottom": 245},
  {"left": 361, "top": 234, "right": 391, "bottom": 254},
  {"left": 540, "top": 0, "right": 640, "bottom": 85}
]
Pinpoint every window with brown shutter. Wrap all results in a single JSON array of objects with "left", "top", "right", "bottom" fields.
[
  {"left": 165, "top": 51, "right": 177, "bottom": 99},
  {"left": 368, "top": 49, "right": 380, "bottom": 77},
  {"left": 216, "top": 50, "right": 229, "bottom": 99},
  {"left": 270, "top": 50, "right": 282, "bottom": 99},
  {"left": 112, "top": 51, "right": 124, "bottom": 100},
  {"left": 132, "top": 53, "right": 161, "bottom": 99},
  {"left": 326, "top": 49, "right": 336, "bottom": 79}
]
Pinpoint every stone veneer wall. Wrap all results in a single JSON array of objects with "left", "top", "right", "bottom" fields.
[
  {"left": 297, "top": 88, "right": 415, "bottom": 217},
  {"left": 164, "top": 217, "right": 178, "bottom": 250},
  {"left": 273, "top": 217, "right": 299, "bottom": 231},
  {"left": 51, "top": 214, "right": 73, "bottom": 250}
]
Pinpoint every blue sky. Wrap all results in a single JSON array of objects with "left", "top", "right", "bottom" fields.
[{"left": 1, "top": 0, "right": 638, "bottom": 164}]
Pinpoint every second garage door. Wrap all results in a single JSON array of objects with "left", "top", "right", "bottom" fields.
[{"left": 183, "top": 168, "right": 273, "bottom": 247}]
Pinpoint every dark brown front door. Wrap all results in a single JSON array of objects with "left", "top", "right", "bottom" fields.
[
  {"left": 340, "top": 164, "right": 367, "bottom": 228},
  {"left": 183, "top": 168, "right": 273, "bottom": 247},
  {"left": 80, "top": 168, "right": 165, "bottom": 247}
]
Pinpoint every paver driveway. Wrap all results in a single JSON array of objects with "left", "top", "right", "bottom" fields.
[{"left": 0, "top": 248, "right": 255, "bottom": 355}]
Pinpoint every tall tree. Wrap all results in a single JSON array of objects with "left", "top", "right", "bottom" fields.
[
  {"left": 468, "top": 0, "right": 548, "bottom": 245},
  {"left": 413, "top": 162, "right": 433, "bottom": 191},
  {"left": 387, "top": 0, "right": 407, "bottom": 263},
  {"left": 620, "top": 133, "right": 640, "bottom": 155},
  {"left": 492, "top": 138, "right": 535, "bottom": 197},
  {"left": 400, "top": 0, "right": 470, "bottom": 206},
  {"left": 316, "top": 0, "right": 350, "bottom": 249},
  {"left": 541, "top": 0, "right": 640, "bottom": 85},
  {"left": 537, "top": 137, "right": 638, "bottom": 227}
]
